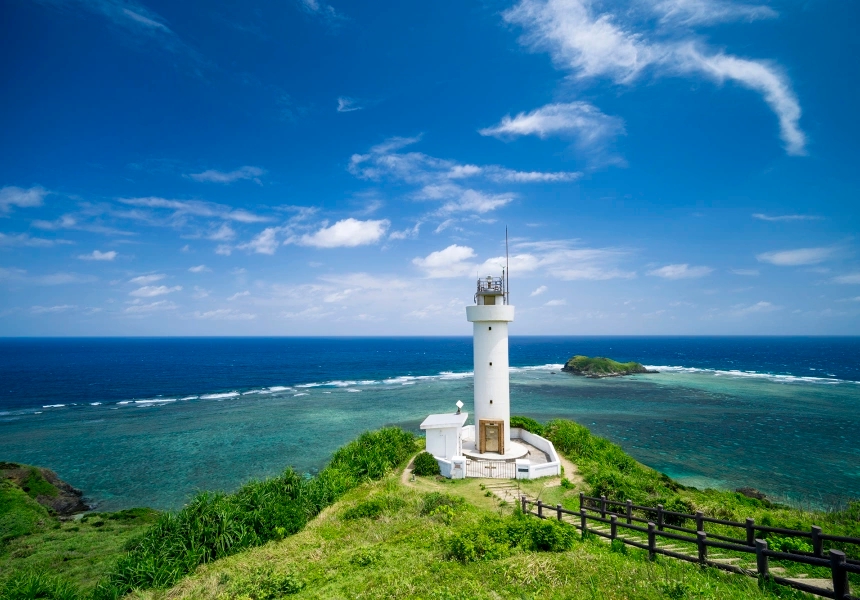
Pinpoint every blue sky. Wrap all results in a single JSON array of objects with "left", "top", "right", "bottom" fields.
[{"left": 1, "top": 0, "right": 858, "bottom": 335}]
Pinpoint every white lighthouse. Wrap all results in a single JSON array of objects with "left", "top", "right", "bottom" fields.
[{"left": 467, "top": 273, "right": 514, "bottom": 455}]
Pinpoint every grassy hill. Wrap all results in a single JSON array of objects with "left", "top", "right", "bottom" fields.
[{"left": 2, "top": 420, "right": 858, "bottom": 599}]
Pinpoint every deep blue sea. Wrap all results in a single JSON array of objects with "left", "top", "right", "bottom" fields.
[{"left": 1, "top": 337, "right": 858, "bottom": 511}]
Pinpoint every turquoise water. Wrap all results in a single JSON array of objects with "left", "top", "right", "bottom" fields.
[{"left": 2, "top": 363, "right": 858, "bottom": 511}]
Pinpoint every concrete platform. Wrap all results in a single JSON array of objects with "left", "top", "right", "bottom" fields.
[{"left": 462, "top": 438, "right": 530, "bottom": 461}]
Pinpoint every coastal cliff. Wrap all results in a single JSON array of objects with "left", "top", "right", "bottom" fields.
[
  {"left": 0, "top": 461, "right": 89, "bottom": 516},
  {"left": 561, "top": 355, "right": 656, "bottom": 378}
]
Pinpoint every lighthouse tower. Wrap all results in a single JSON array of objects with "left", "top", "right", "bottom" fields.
[{"left": 466, "top": 272, "right": 514, "bottom": 455}]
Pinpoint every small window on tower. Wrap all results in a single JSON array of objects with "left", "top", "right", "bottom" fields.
[
  {"left": 489, "top": 362, "right": 492, "bottom": 366},
  {"left": 488, "top": 326, "right": 492, "bottom": 330},
  {"left": 490, "top": 399, "right": 493, "bottom": 404}
]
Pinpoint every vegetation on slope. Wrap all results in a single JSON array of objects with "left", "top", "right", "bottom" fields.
[{"left": 562, "top": 354, "right": 654, "bottom": 377}]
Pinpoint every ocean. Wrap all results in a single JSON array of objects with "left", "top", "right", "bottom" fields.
[{"left": 1, "top": 337, "right": 858, "bottom": 511}]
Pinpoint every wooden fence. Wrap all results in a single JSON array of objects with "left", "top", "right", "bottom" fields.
[{"left": 521, "top": 493, "right": 860, "bottom": 600}]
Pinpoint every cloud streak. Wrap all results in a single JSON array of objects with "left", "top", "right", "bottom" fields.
[
  {"left": 187, "top": 166, "right": 265, "bottom": 184},
  {"left": 757, "top": 247, "right": 835, "bottom": 266}
]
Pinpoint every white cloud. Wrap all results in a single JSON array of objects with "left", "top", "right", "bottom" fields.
[
  {"left": 833, "top": 273, "right": 860, "bottom": 285},
  {"left": 480, "top": 102, "right": 625, "bottom": 152},
  {"left": 240, "top": 227, "right": 282, "bottom": 255},
  {"left": 215, "top": 244, "right": 233, "bottom": 256},
  {"left": 337, "top": 97, "right": 363, "bottom": 112},
  {"left": 648, "top": 263, "right": 713, "bottom": 279},
  {"left": 31, "top": 304, "right": 77, "bottom": 314},
  {"left": 78, "top": 250, "right": 117, "bottom": 261},
  {"left": 389, "top": 222, "right": 421, "bottom": 241},
  {"left": 187, "top": 166, "right": 265, "bottom": 184},
  {"left": 124, "top": 300, "right": 178, "bottom": 314},
  {"left": 228, "top": 291, "right": 250, "bottom": 301},
  {"left": 413, "top": 245, "right": 477, "bottom": 278},
  {"left": 192, "top": 286, "right": 210, "bottom": 299},
  {"left": 439, "top": 190, "right": 515, "bottom": 214},
  {"left": 545, "top": 298, "right": 567, "bottom": 306},
  {"left": 207, "top": 224, "right": 236, "bottom": 241},
  {"left": 193, "top": 309, "right": 256, "bottom": 320},
  {"left": 129, "top": 285, "right": 182, "bottom": 298},
  {"left": 503, "top": 0, "right": 806, "bottom": 155},
  {"left": 756, "top": 247, "right": 834, "bottom": 266},
  {"left": 732, "top": 300, "right": 780, "bottom": 316},
  {"left": 731, "top": 268, "right": 759, "bottom": 276},
  {"left": 0, "top": 186, "right": 48, "bottom": 213},
  {"left": 119, "top": 197, "right": 270, "bottom": 223},
  {"left": 752, "top": 213, "right": 821, "bottom": 222},
  {"left": 130, "top": 274, "right": 165, "bottom": 284},
  {"left": 0, "top": 232, "right": 71, "bottom": 247},
  {"left": 482, "top": 241, "right": 635, "bottom": 281},
  {"left": 652, "top": 0, "right": 777, "bottom": 25},
  {"left": 188, "top": 264, "right": 210, "bottom": 273},
  {"left": 297, "top": 218, "right": 390, "bottom": 248},
  {"left": 530, "top": 285, "right": 548, "bottom": 296},
  {"left": 300, "top": 0, "right": 345, "bottom": 22}
]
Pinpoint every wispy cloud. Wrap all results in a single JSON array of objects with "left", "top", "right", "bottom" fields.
[
  {"left": 31, "top": 304, "right": 77, "bottom": 314},
  {"left": 0, "top": 186, "right": 48, "bottom": 214},
  {"left": 129, "top": 274, "right": 165, "bottom": 285},
  {"left": 129, "top": 285, "right": 182, "bottom": 297},
  {"left": 119, "top": 197, "right": 270, "bottom": 223},
  {"left": 193, "top": 309, "right": 256, "bottom": 320},
  {"left": 648, "top": 264, "right": 713, "bottom": 279},
  {"left": 503, "top": 0, "right": 805, "bottom": 155},
  {"left": 732, "top": 300, "right": 780, "bottom": 316},
  {"left": 78, "top": 250, "right": 117, "bottom": 261},
  {"left": 238, "top": 227, "right": 282, "bottom": 255},
  {"left": 227, "top": 291, "right": 251, "bottom": 301},
  {"left": 530, "top": 285, "right": 548, "bottom": 296},
  {"left": 652, "top": 0, "right": 777, "bottom": 25},
  {"left": 336, "top": 97, "right": 363, "bottom": 112},
  {"left": 833, "top": 273, "right": 860, "bottom": 285},
  {"left": 187, "top": 166, "right": 265, "bottom": 184},
  {"left": 731, "top": 268, "right": 759, "bottom": 276},
  {"left": 0, "top": 268, "right": 97, "bottom": 285},
  {"left": 299, "top": 0, "right": 345, "bottom": 24},
  {"left": 188, "top": 264, "right": 210, "bottom": 273},
  {"left": 124, "top": 300, "right": 177, "bottom": 314},
  {"left": 480, "top": 102, "right": 625, "bottom": 159},
  {"left": 545, "top": 298, "right": 567, "bottom": 306},
  {"left": 0, "top": 232, "right": 72, "bottom": 247},
  {"left": 752, "top": 213, "right": 822, "bottom": 222},
  {"left": 756, "top": 247, "right": 835, "bottom": 266}
]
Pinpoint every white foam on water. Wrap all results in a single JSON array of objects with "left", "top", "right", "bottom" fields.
[
  {"left": 90, "top": 402, "right": 101, "bottom": 406},
  {"left": 180, "top": 396, "right": 198, "bottom": 401},
  {"left": 268, "top": 386, "right": 291, "bottom": 392},
  {"left": 510, "top": 363, "right": 565, "bottom": 372},
  {"left": 293, "top": 392, "right": 309, "bottom": 397},
  {"left": 345, "top": 388, "right": 361, "bottom": 393},
  {"left": 645, "top": 365, "right": 855, "bottom": 385},
  {"left": 42, "top": 404, "right": 65, "bottom": 408},
  {"left": 134, "top": 399, "right": 177, "bottom": 405},
  {"left": 200, "top": 392, "right": 240, "bottom": 400},
  {"left": 117, "top": 401, "right": 133, "bottom": 405},
  {"left": 34, "top": 411, "right": 42, "bottom": 414}
]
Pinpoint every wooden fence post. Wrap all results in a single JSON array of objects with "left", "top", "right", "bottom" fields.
[
  {"left": 600, "top": 495, "right": 607, "bottom": 519},
  {"left": 580, "top": 509, "right": 588, "bottom": 537},
  {"left": 580, "top": 491, "right": 585, "bottom": 512},
  {"left": 811, "top": 526, "right": 823, "bottom": 558},
  {"left": 647, "top": 522, "right": 656, "bottom": 560},
  {"left": 695, "top": 511, "right": 704, "bottom": 534},
  {"left": 657, "top": 504, "right": 664, "bottom": 531},
  {"left": 537, "top": 500, "right": 543, "bottom": 519},
  {"left": 697, "top": 531, "right": 708, "bottom": 564},
  {"left": 521, "top": 495, "right": 527, "bottom": 514},
  {"left": 755, "top": 539, "right": 769, "bottom": 580},
  {"left": 626, "top": 499, "right": 632, "bottom": 524},
  {"left": 610, "top": 515, "right": 617, "bottom": 540},
  {"left": 830, "top": 549, "right": 848, "bottom": 600},
  {"left": 745, "top": 518, "right": 755, "bottom": 547},
  {"left": 556, "top": 504, "right": 563, "bottom": 521}
]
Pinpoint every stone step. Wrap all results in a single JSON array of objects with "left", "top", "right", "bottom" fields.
[
  {"left": 786, "top": 578, "right": 832, "bottom": 592},
  {"left": 710, "top": 557, "right": 741, "bottom": 564}
]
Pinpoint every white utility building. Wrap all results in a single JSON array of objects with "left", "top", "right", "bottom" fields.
[{"left": 419, "top": 267, "right": 562, "bottom": 480}]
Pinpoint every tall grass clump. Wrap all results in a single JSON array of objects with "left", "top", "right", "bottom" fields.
[
  {"left": 0, "top": 571, "right": 81, "bottom": 600},
  {"left": 92, "top": 427, "right": 415, "bottom": 599}
]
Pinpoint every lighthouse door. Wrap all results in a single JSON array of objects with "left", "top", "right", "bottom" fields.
[{"left": 480, "top": 420, "right": 504, "bottom": 454}]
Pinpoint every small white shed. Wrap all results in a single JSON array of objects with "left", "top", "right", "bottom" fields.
[{"left": 420, "top": 412, "right": 468, "bottom": 460}]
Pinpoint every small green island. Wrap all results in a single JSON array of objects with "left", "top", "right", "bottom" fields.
[{"left": 562, "top": 355, "right": 656, "bottom": 377}]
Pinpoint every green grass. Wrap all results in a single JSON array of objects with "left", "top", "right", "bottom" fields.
[
  {"left": 133, "top": 475, "right": 813, "bottom": 600},
  {"left": 0, "top": 508, "right": 160, "bottom": 594},
  {"left": 1, "top": 480, "right": 53, "bottom": 544},
  {"left": 563, "top": 354, "right": 649, "bottom": 376}
]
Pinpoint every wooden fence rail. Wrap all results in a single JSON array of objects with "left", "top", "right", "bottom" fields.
[{"left": 521, "top": 494, "right": 860, "bottom": 600}]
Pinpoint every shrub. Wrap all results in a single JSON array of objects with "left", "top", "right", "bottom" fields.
[
  {"left": 767, "top": 535, "right": 814, "bottom": 554},
  {"left": 412, "top": 452, "right": 441, "bottom": 477},
  {"left": 350, "top": 547, "right": 383, "bottom": 567},
  {"left": 420, "top": 492, "right": 464, "bottom": 516},
  {"left": 509, "top": 416, "right": 545, "bottom": 436},
  {"left": 446, "top": 521, "right": 511, "bottom": 563},
  {"left": 0, "top": 571, "right": 81, "bottom": 600},
  {"left": 342, "top": 495, "right": 405, "bottom": 521}
]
